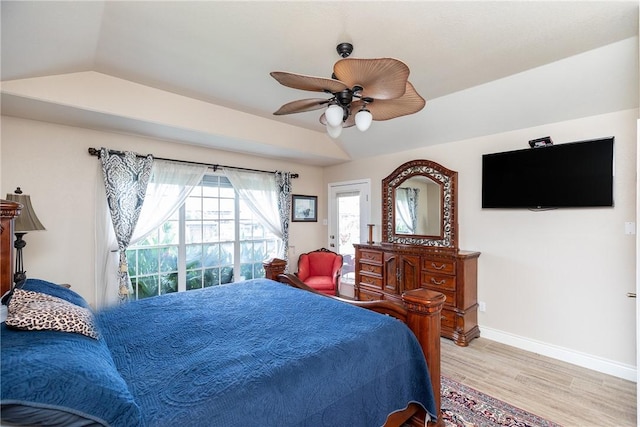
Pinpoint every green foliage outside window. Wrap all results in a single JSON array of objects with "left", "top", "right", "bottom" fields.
[{"left": 126, "top": 175, "right": 276, "bottom": 300}]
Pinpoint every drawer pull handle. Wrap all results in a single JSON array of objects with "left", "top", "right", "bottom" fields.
[
  {"left": 430, "top": 278, "right": 446, "bottom": 285},
  {"left": 431, "top": 263, "right": 446, "bottom": 270}
]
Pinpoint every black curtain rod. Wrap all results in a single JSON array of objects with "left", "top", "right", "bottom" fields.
[{"left": 88, "top": 147, "right": 299, "bottom": 178}]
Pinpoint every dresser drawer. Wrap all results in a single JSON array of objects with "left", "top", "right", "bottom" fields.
[
  {"left": 423, "top": 258, "right": 456, "bottom": 275},
  {"left": 359, "top": 263, "right": 382, "bottom": 276},
  {"left": 422, "top": 272, "right": 456, "bottom": 290},
  {"left": 425, "top": 286, "right": 456, "bottom": 308},
  {"left": 359, "top": 274, "right": 383, "bottom": 289},
  {"left": 360, "top": 249, "right": 383, "bottom": 264},
  {"left": 357, "top": 287, "right": 383, "bottom": 301},
  {"left": 440, "top": 309, "right": 456, "bottom": 330}
]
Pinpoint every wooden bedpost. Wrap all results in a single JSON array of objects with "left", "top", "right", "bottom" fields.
[
  {"left": 263, "top": 258, "right": 287, "bottom": 281},
  {"left": 402, "top": 288, "right": 446, "bottom": 427},
  {"left": 1, "top": 200, "right": 21, "bottom": 295}
]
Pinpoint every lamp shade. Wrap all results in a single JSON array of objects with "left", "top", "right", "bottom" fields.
[
  {"left": 355, "top": 109, "right": 373, "bottom": 132},
  {"left": 325, "top": 105, "right": 344, "bottom": 127},
  {"left": 326, "top": 124, "right": 343, "bottom": 139},
  {"left": 5, "top": 188, "right": 46, "bottom": 232}
]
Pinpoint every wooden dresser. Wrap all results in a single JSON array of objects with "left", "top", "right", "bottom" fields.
[
  {"left": 355, "top": 243, "right": 480, "bottom": 346},
  {"left": 1, "top": 200, "right": 22, "bottom": 295}
]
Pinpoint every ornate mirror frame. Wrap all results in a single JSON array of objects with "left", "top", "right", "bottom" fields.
[{"left": 382, "top": 159, "right": 458, "bottom": 248}]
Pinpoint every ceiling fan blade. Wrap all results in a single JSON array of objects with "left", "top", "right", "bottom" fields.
[
  {"left": 273, "top": 98, "right": 330, "bottom": 115},
  {"left": 333, "top": 58, "right": 410, "bottom": 100},
  {"left": 355, "top": 82, "right": 426, "bottom": 121},
  {"left": 270, "top": 71, "right": 349, "bottom": 93}
]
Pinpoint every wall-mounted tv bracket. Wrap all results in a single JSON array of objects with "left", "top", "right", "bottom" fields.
[{"left": 529, "top": 136, "right": 553, "bottom": 148}]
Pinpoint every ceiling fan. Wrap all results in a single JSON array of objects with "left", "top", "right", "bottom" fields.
[{"left": 270, "top": 43, "right": 426, "bottom": 138}]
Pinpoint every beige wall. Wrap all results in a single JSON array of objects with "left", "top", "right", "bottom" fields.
[
  {"left": 0, "top": 116, "right": 327, "bottom": 305},
  {"left": 325, "top": 108, "right": 638, "bottom": 378}
]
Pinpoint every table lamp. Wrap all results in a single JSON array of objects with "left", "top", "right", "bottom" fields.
[{"left": 5, "top": 187, "right": 46, "bottom": 284}]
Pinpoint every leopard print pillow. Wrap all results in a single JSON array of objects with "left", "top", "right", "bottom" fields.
[{"left": 5, "top": 288, "right": 99, "bottom": 339}]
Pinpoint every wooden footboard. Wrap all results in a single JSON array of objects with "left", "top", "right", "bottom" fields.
[{"left": 264, "top": 258, "right": 445, "bottom": 427}]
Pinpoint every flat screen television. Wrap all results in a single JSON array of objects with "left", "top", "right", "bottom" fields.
[{"left": 482, "top": 137, "right": 614, "bottom": 209}]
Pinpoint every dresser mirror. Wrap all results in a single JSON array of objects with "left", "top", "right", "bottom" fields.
[{"left": 382, "top": 159, "right": 458, "bottom": 248}]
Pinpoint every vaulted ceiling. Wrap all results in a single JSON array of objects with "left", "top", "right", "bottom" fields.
[{"left": 1, "top": 1, "right": 638, "bottom": 165}]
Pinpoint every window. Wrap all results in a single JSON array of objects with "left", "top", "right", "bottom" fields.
[{"left": 126, "top": 175, "right": 279, "bottom": 299}]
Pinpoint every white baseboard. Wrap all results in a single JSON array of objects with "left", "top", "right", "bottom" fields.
[{"left": 479, "top": 326, "right": 637, "bottom": 382}]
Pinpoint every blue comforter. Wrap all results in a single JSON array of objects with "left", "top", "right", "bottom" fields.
[{"left": 2, "top": 278, "right": 436, "bottom": 426}]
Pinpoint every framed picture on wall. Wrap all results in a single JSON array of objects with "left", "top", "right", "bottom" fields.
[{"left": 292, "top": 195, "right": 317, "bottom": 222}]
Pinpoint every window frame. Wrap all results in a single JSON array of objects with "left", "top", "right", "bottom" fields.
[{"left": 126, "top": 173, "right": 280, "bottom": 299}]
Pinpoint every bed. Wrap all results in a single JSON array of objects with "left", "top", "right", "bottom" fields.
[{"left": 1, "top": 258, "right": 445, "bottom": 427}]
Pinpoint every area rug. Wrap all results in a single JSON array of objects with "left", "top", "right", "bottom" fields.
[{"left": 441, "top": 376, "right": 561, "bottom": 427}]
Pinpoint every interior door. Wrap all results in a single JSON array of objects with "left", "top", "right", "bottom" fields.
[{"left": 328, "top": 180, "right": 371, "bottom": 297}]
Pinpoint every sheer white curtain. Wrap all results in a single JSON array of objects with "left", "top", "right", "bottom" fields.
[
  {"left": 396, "top": 187, "right": 419, "bottom": 234},
  {"left": 396, "top": 188, "right": 413, "bottom": 234},
  {"left": 222, "top": 168, "right": 285, "bottom": 258},
  {"left": 131, "top": 160, "right": 207, "bottom": 242},
  {"left": 95, "top": 160, "right": 207, "bottom": 308}
]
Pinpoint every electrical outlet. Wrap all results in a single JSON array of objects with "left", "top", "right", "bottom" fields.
[
  {"left": 478, "top": 301, "right": 486, "bottom": 312},
  {"left": 625, "top": 222, "right": 636, "bottom": 235}
]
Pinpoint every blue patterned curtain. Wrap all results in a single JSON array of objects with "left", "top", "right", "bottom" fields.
[
  {"left": 100, "top": 148, "right": 153, "bottom": 302},
  {"left": 275, "top": 171, "right": 292, "bottom": 270}
]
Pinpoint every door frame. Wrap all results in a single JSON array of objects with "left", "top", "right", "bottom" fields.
[
  {"left": 327, "top": 179, "right": 371, "bottom": 249},
  {"left": 635, "top": 119, "right": 640, "bottom": 425}
]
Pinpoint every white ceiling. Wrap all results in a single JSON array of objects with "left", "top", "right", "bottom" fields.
[{"left": 1, "top": 1, "right": 638, "bottom": 165}]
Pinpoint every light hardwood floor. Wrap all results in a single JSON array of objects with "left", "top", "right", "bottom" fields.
[{"left": 440, "top": 337, "right": 636, "bottom": 426}]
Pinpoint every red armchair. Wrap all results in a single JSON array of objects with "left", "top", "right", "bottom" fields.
[{"left": 296, "top": 248, "right": 343, "bottom": 296}]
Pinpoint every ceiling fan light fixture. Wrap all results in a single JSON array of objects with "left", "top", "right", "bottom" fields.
[
  {"left": 355, "top": 108, "right": 373, "bottom": 132},
  {"left": 325, "top": 104, "right": 344, "bottom": 127},
  {"left": 326, "top": 123, "right": 343, "bottom": 139},
  {"left": 271, "top": 42, "right": 426, "bottom": 135}
]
